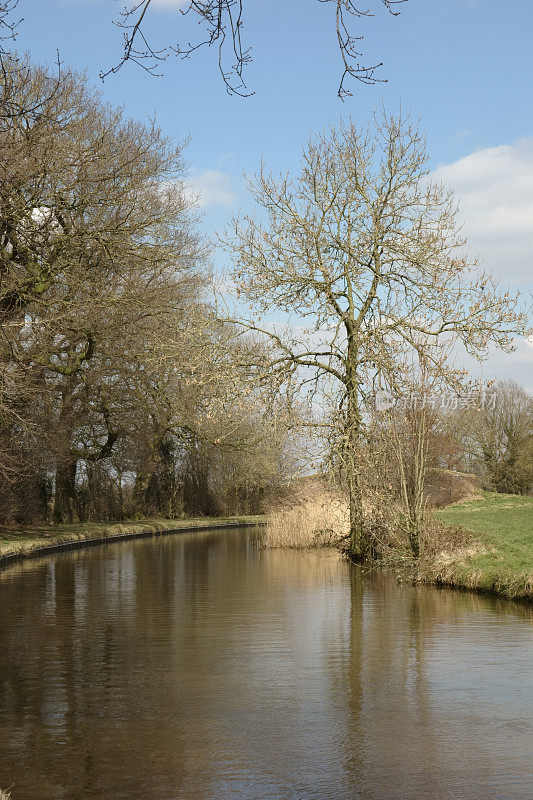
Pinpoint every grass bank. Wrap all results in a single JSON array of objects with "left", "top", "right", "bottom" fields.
[
  {"left": 426, "top": 492, "right": 533, "bottom": 600},
  {"left": 0, "top": 515, "right": 264, "bottom": 567},
  {"left": 263, "top": 484, "right": 532, "bottom": 601}
]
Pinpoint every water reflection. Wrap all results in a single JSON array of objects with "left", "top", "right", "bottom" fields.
[{"left": 0, "top": 530, "right": 531, "bottom": 799}]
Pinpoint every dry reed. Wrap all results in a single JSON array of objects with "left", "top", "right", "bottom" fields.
[{"left": 264, "top": 486, "right": 349, "bottom": 548}]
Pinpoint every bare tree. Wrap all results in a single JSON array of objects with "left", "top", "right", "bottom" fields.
[
  {"left": 102, "top": 0, "right": 407, "bottom": 99},
  {"left": 461, "top": 380, "right": 533, "bottom": 495},
  {"left": 0, "top": 55, "right": 203, "bottom": 520},
  {"left": 0, "top": 2, "right": 64, "bottom": 124},
  {"left": 225, "top": 110, "right": 526, "bottom": 557},
  {"left": 0, "top": 55, "right": 296, "bottom": 525},
  {"left": 0, "top": 1, "right": 20, "bottom": 54}
]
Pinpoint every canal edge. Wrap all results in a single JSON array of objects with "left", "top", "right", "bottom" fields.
[{"left": 0, "top": 521, "right": 266, "bottom": 572}]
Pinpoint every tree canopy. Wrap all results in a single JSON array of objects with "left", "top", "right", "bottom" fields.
[{"left": 0, "top": 54, "right": 293, "bottom": 524}]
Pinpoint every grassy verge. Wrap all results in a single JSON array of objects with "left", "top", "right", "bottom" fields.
[
  {"left": 426, "top": 492, "right": 533, "bottom": 600},
  {"left": 0, "top": 515, "right": 265, "bottom": 564}
]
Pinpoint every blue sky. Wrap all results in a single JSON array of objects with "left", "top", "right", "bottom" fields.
[{"left": 15, "top": 0, "right": 533, "bottom": 387}]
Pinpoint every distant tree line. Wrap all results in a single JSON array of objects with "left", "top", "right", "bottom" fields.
[
  {"left": 452, "top": 380, "right": 532, "bottom": 496},
  {"left": 357, "top": 379, "right": 532, "bottom": 555}
]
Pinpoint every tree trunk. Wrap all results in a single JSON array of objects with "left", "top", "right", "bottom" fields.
[
  {"left": 133, "top": 432, "right": 163, "bottom": 512},
  {"left": 346, "top": 424, "right": 366, "bottom": 557},
  {"left": 345, "top": 338, "right": 368, "bottom": 558},
  {"left": 133, "top": 471, "right": 152, "bottom": 511},
  {"left": 53, "top": 459, "right": 78, "bottom": 524},
  {"left": 393, "top": 406, "right": 429, "bottom": 558},
  {"left": 117, "top": 470, "right": 124, "bottom": 518}
]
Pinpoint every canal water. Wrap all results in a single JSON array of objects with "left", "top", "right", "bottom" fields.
[{"left": 0, "top": 527, "right": 532, "bottom": 800}]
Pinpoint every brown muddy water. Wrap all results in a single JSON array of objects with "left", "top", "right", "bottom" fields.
[{"left": 0, "top": 527, "right": 532, "bottom": 800}]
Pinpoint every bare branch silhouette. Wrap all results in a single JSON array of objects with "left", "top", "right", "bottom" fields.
[{"left": 100, "top": 0, "right": 408, "bottom": 98}]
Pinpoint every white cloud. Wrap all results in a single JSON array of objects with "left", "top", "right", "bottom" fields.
[
  {"left": 119, "top": 0, "right": 187, "bottom": 8},
  {"left": 458, "top": 338, "right": 533, "bottom": 394},
  {"left": 185, "top": 169, "right": 237, "bottom": 209},
  {"left": 432, "top": 138, "right": 533, "bottom": 286},
  {"left": 148, "top": 0, "right": 189, "bottom": 8}
]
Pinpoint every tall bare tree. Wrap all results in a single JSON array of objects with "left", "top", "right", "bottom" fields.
[
  {"left": 0, "top": 55, "right": 294, "bottom": 525},
  {"left": 226, "top": 110, "right": 526, "bottom": 556},
  {"left": 0, "top": 55, "right": 205, "bottom": 520}
]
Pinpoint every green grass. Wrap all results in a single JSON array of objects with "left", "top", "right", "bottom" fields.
[
  {"left": 431, "top": 492, "right": 533, "bottom": 599},
  {"left": 0, "top": 515, "right": 265, "bottom": 562}
]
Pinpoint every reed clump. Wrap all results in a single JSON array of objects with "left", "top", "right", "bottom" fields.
[
  {"left": 0, "top": 788, "right": 12, "bottom": 799},
  {"left": 264, "top": 482, "right": 349, "bottom": 548}
]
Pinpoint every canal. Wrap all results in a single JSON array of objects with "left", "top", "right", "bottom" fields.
[{"left": 0, "top": 527, "right": 532, "bottom": 799}]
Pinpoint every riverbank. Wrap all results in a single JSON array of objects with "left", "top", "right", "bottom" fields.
[
  {"left": 423, "top": 492, "right": 533, "bottom": 600},
  {"left": 0, "top": 515, "right": 265, "bottom": 569},
  {"left": 263, "top": 487, "right": 532, "bottom": 601}
]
